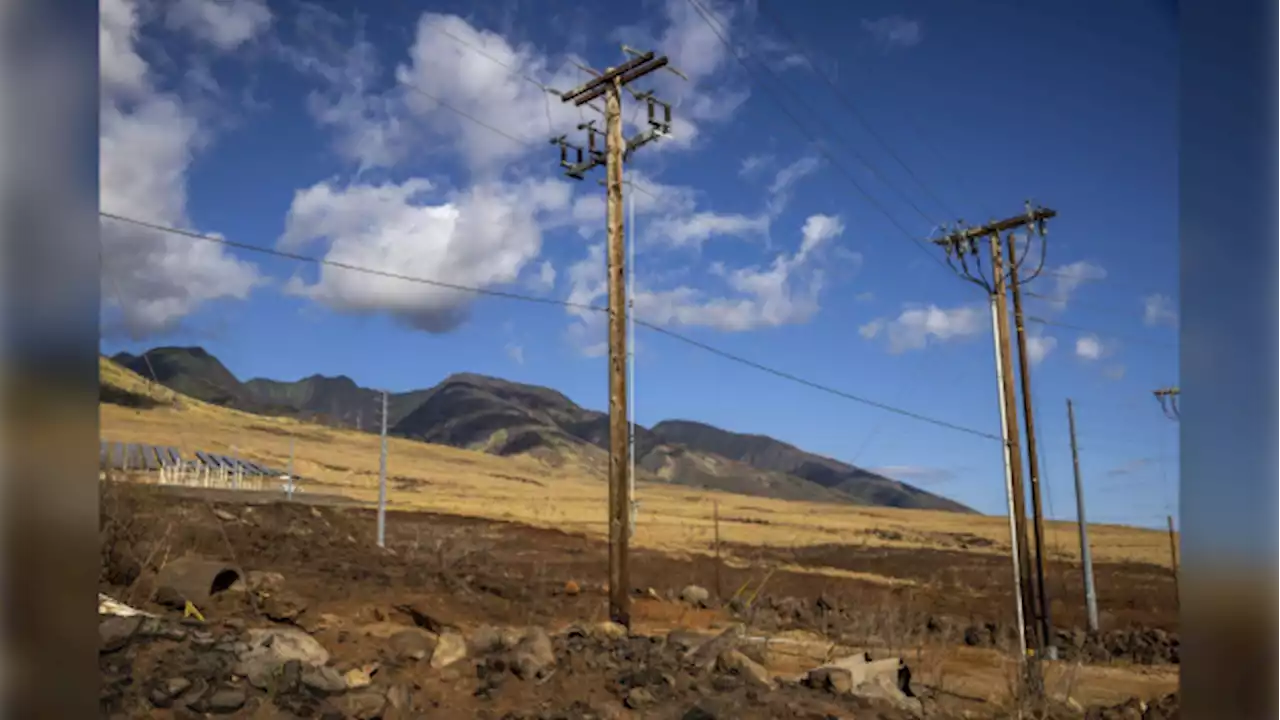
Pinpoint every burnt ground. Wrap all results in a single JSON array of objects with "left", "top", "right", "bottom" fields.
[{"left": 99, "top": 481, "right": 1180, "bottom": 719}]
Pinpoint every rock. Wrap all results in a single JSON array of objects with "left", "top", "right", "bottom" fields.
[
  {"left": 204, "top": 686, "right": 246, "bottom": 714},
  {"left": 244, "top": 571, "right": 286, "bottom": 594},
  {"left": 564, "top": 580, "right": 581, "bottom": 596},
  {"left": 851, "top": 673, "right": 922, "bottom": 715},
  {"left": 212, "top": 509, "right": 237, "bottom": 523},
  {"left": 686, "top": 624, "right": 744, "bottom": 670},
  {"left": 666, "top": 629, "right": 703, "bottom": 653},
  {"left": 806, "top": 667, "right": 854, "bottom": 695},
  {"left": 301, "top": 665, "right": 347, "bottom": 695},
  {"left": 467, "top": 625, "right": 506, "bottom": 654},
  {"left": 235, "top": 628, "right": 330, "bottom": 688},
  {"left": 147, "top": 678, "right": 192, "bottom": 708},
  {"left": 343, "top": 667, "right": 373, "bottom": 690},
  {"left": 511, "top": 626, "right": 556, "bottom": 680},
  {"left": 298, "top": 612, "right": 342, "bottom": 635},
  {"left": 339, "top": 690, "right": 388, "bottom": 720},
  {"left": 717, "top": 649, "right": 775, "bottom": 690},
  {"left": 99, "top": 615, "right": 142, "bottom": 653},
  {"left": 624, "top": 687, "right": 654, "bottom": 709},
  {"left": 390, "top": 629, "right": 437, "bottom": 661},
  {"left": 681, "top": 706, "right": 718, "bottom": 720},
  {"left": 593, "top": 621, "right": 628, "bottom": 641},
  {"left": 680, "top": 585, "right": 711, "bottom": 607},
  {"left": 429, "top": 630, "right": 468, "bottom": 669},
  {"left": 261, "top": 590, "right": 308, "bottom": 623},
  {"left": 962, "top": 626, "right": 983, "bottom": 647},
  {"left": 394, "top": 602, "right": 450, "bottom": 634}
]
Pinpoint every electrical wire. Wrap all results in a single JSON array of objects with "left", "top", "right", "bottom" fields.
[
  {"left": 680, "top": 0, "right": 966, "bottom": 285},
  {"left": 100, "top": 210, "right": 1002, "bottom": 442}
]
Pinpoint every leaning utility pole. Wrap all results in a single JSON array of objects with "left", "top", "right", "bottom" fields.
[
  {"left": 1006, "top": 230, "right": 1054, "bottom": 657},
  {"left": 1066, "top": 399, "right": 1099, "bottom": 633},
  {"left": 932, "top": 202, "right": 1057, "bottom": 695},
  {"left": 377, "top": 390, "right": 388, "bottom": 548},
  {"left": 1153, "top": 387, "right": 1180, "bottom": 420},
  {"left": 551, "top": 47, "right": 679, "bottom": 629}
]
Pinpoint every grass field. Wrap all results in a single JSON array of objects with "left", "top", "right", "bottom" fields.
[{"left": 99, "top": 357, "right": 1174, "bottom": 571}]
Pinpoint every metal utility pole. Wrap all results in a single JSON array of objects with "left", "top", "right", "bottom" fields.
[
  {"left": 932, "top": 202, "right": 1056, "bottom": 694},
  {"left": 1167, "top": 515, "right": 1180, "bottom": 608},
  {"left": 552, "top": 47, "right": 679, "bottom": 629},
  {"left": 1066, "top": 399, "right": 1099, "bottom": 633},
  {"left": 377, "top": 390, "right": 388, "bottom": 548},
  {"left": 287, "top": 435, "right": 295, "bottom": 501},
  {"left": 1006, "top": 232, "right": 1054, "bottom": 656}
]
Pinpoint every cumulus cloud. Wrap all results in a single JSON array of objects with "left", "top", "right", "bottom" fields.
[
  {"left": 860, "top": 303, "right": 985, "bottom": 353},
  {"left": 1075, "top": 334, "right": 1105, "bottom": 361},
  {"left": 505, "top": 342, "right": 525, "bottom": 365},
  {"left": 99, "top": 0, "right": 263, "bottom": 338},
  {"left": 1143, "top": 293, "right": 1178, "bottom": 327},
  {"left": 278, "top": 176, "right": 572, "bottom": 332},
  {"left": 1037, "top": 260, "right": 1107, "bottom": 310},
  {"left": 165, "top": 0, "right": 273, "bottom": 50},
  {"left": 861, "top": 16, "right": 922, "bottom": 49},
  {"left": 1025, "top": 332, "right": 1058, "bottom": 365},
  {"left": 565, "top": 214, "right": 845, "bottom": 353}
]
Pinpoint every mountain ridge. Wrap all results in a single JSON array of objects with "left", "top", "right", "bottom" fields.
[{"left": 106, "top": 346, "right": 975, "bottom": 513}]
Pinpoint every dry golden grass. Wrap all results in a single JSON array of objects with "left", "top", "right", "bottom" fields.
[{"left": 100, "top": 357, "right": 1174, "bottom": 571}]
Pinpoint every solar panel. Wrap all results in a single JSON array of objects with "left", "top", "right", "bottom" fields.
[
  {"left": 167, "top": 448, "right": 182, "bottom": 465},
  {"left": 142, "top": 445, "right": 160, "bottom": 470},
  {"left": 195, "top": 451, "right": 212, "bottom": 467}
]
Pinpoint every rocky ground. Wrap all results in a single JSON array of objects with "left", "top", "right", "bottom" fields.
[{"left": 99, "top": 482, "right": 1180, "bottom": 718}]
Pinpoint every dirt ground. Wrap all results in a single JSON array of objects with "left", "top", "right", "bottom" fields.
[{"left": 99, "top": 481, "right": 1179, "bottom": 719}]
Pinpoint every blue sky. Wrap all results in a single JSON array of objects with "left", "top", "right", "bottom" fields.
[{"left": 99, "top": 0, "right": 1179, "bottom": 528}]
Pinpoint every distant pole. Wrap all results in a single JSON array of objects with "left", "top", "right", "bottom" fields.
[
  {"left": 377, "top": 390, "right": 388, "bottom": 548},
  {"left": 1066, "top": 399, "right": 1099, "bottom": 633},
  {"left": 1166, "top": 515, "right": 1180, "bottom": 609},
  {"left": 713, "top": 500, "right": 722, "bottom": 600},
  {"left": 287, "top": 435, "right": 295, "bottom": 500},
  {"left": 232, "top": 446, "right": 241, "bottom": 490}
]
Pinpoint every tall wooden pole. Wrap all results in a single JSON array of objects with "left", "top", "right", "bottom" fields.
[
  {"left": 377, "top": 390, "right": 388, "bottom": 548},
  {"left": 990, "top": 236, "right": 1044, "bottom": 691},
  {"left": 1067, "top": 399, "right": 1099, "bottom": 632},
  {"left": 1006, "top": 233, "right": 1053, "bottom": 656},
  {"left": 604, "top": 76, "right": 631, "bottom": 628},
  {"left": 991, "top": 292, "right": 1029, "bottom": 661}
]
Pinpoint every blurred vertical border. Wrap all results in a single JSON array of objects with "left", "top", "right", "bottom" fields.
[
  {"left": 0, "top": 0, "right": 100, "bottom": 717},
  {"left": 1180, "top": 0, "right": 1279, "bottom": 717}
]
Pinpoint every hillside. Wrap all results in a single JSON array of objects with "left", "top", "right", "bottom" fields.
[
  {"left": 104, "top": 346, "right": 973, "bottom": 512},
  {"left": 652, "top": 420, "right": 974, "bottom": 513}
]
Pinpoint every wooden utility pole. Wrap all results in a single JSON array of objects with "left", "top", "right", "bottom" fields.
[
  {"left": 1153, "top": 386, "right": 1180, "bottom": 420},
  {"left": 932, "top": 203, "right": 1056, "bottom": 695},
  {"left": 990, "top": 236, "right": 1043, "bottom": 677},
  {"left": 1006, "top": 233, "right": 1053, "bottom": 656},
  {"left": 1066, "top": 399, "right": 1099, "bottom": 633},
  {"left": 553, "top": 48, "right": 678, "bottom": 629}
]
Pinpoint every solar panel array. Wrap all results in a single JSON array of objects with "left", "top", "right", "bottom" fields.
[{"left": 99, "top": 441, "right": 281, "bottom": 476}]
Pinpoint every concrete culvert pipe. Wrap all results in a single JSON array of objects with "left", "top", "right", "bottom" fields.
[{"left": 154, "top": 557, "right": 241, "bottom": 607}]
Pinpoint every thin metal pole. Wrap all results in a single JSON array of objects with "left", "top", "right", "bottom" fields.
[
  {"left": 1067, "top": 399, "right": 1099, "bottom": 632},
  {"left": 377, "top": 390, "right": 388, "bottom": 548},
  {"left": 232, "top": 446, "right": 240, "bottom": 490},
  {"left": 1167, "top": 515, "right": 1180, "bottom": 608},
  {"left": 991, "top": 292, "right": 1029, "bottom": 662},
  {"left": 287, "top": 435, "right": 295, "bottom": 500}
]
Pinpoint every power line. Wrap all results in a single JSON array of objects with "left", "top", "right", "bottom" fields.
[
  {"left": 680, "top": 0, "right": 965, "bottom": 284},
  {"left": 752, "top": 0, "right": 965, "bottom": 222},
  {"left": 1024, "top": 316, "right": 1176, "bottom": 349},
  {"left": 100, "top": 210, "right": 1001, "bottom": 442}
]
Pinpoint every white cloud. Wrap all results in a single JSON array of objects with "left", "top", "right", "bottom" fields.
[
  {"left": 1143, "top": 293, "right": 1178, "bottom": 327},
  {"left": 863, "top": 303, "right": 986, "bottom": 353},
  {"left": 766, "top": 155, "right": 821, "bottom": 215},
  {"left": 1025, "top": 333, "right": 1058, "bottom": 365},
  {"left": 1103, "top": 364, "right": 1127, "bottom": 380},
  {"left": 1040, "top": 260, "right": 1107, "bottom": 310},
  {"left": 739, "top": 153, "right": 773, "bottom": 177},
  {"left": 1075, "top": 334, "right": 1104, "bottom": 361},
  {"left": 565, "top": 213, "right": 844, "bottom": 352},
  {"left": 530, "top": 260, "right": 557, "bottom": 292},
  {"left": 99, "top": 0, "right": 264, "bottom": 338},
  {"left": 505, "top": 342, "right": 525, "bottom": 365},
  {"left": 278, "top": 176, "right": 572, "bottom": 332},
  {"left": 165, "top": 0, "right": 272, "bottom": 50},
  {"left": 861, "top": 16, "right": 922, "bottom": 49}
]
